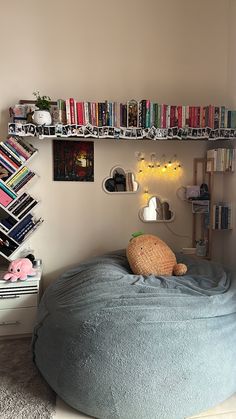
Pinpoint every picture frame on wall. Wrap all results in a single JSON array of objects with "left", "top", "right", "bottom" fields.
[{"left": 53, "top": 140, "right": 94, "bottom": 182}]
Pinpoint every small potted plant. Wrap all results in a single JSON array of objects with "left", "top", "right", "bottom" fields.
[{"left": 32, "top": 91, "right": 52, "bottom": 125}]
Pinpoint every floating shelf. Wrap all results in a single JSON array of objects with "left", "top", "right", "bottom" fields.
[{"left": 8, "top": 123, "right": 236, "bottom": 141}]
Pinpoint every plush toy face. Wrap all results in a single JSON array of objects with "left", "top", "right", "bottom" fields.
[
  {"left": 3, "top": 258, "right": 36, "bottom": 282},
  {"left": 127, "top": 234, "right": 187, "bottom": 276}
]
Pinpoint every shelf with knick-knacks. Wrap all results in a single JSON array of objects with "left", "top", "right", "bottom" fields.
[{"left": 8, "top": 98, "right": 236, "bottom": 141}]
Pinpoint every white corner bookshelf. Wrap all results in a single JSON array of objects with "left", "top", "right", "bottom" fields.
[
  {"left": 0, "top": 136, "right": 43, "bottom": 261},
  {"left": 191, "top": 150, "right": 234, "bottom": 259}
]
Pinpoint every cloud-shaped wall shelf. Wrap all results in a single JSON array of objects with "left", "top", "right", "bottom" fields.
[
  {"left": 139, "top": 196, "right": 175, "bottom": 222},
  {"left": 103, "top": 166, "right": 139, "bottom": 194}
]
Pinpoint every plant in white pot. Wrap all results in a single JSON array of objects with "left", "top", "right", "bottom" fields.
[{"left": 32, "top": 91, "right": 52, "bottom": 125}]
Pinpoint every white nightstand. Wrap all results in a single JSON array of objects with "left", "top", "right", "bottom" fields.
[{"left": 0, "top": 267, "right": 42, "bottom": 337}]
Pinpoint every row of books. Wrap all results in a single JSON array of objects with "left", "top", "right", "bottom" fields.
[
  {"left": 8, "top": 213, "right": 42, "bottom": 244},
  {"left": 8, "top": 192, "right": 38, "bottom": 220},
  {"left": 207, "top": 148, "right": 235, "bottom": 172},
  {"left": 65, "top": 98, "right": 236, "bottom": 129},
  {"left": 0, "top": 211, "right": 17, "bottom": 233},
  {"left": 10, "top": 99, "right": 236, "bottom": 129},
  {"left": 59, "top": 100, "right": 236, "bottom": 129},
  {"left": 0, "top": 136, "right": 37, "bottom": 181},
  {"left": 6, "top": 166, "right": 36, "bottom": 193},
  {"left": 212, "top": 203, "right": 232, "bottom": 230}
]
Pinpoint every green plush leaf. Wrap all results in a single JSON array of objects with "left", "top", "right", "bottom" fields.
[{"left": 131, "top": 231, "right": 144, "bottom": 238}]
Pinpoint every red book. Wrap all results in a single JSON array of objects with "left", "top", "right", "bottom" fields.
[
  {"left": 161, "top": 104, "right": 167, "bottom": 128},
  {"left": 177, "top": 106, "right": 182, "bottom": 128},
  {"left": 69, "top": 98, "right": 76, "bottom": 124},
  {"left": 0, "top": 188, "right": 13, "bottom": 207},
  {"left": 192, "top": 107, "right": 197, "bottom": 128},
  {"left": 196, "top": 107, "right": 201, "bottom": 128},
  {"left": 170, "top": 105, "right": 176, "bottom": 127},
  {"left": 76, "top": 102, "right": 84, "bottom": 125},
  {"left": 189, "top": 106, "right": 193, "bottom": 127},
  {"left": 0, "top": 150, "right": 18, "bottom": 170},
  {"left": 209, "top": 105, "right": 214, "bottom": 128}
]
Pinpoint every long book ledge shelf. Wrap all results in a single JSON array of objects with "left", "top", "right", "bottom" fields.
[{"left": 8, "top": 123, "right": 236, "bottom": 141}]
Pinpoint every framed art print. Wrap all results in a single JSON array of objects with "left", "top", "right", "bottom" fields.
[{"left": 53, "top": 140, "right": 94, "bottom": 181}]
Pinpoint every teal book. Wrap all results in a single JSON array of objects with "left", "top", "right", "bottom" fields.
[
  {"left": 145, "top": 100, "right": 150, "bottom": 128},
  {"left": 230, "top": 110, "right": 236, "bottom": 128}
]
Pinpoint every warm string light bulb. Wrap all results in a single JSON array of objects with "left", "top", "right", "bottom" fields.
[{"left": 135, "top": 152, "right": 182, "bottom": 175}]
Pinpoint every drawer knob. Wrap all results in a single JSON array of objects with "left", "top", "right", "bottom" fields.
[{"left": 0, "top": 321, "right": 21, "bottom": 326}]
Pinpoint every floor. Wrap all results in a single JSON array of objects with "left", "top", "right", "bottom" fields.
[{"left": 54, "top": 393, "right": 236, "bottom": 419}]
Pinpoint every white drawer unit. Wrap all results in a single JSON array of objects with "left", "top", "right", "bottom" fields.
[{"left": 0, "top": 267, "right": 42, "bottom": 337}]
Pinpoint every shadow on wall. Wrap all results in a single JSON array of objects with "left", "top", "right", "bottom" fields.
[{"left": 0, "top": 108, "right": 10, "bottom": 138}]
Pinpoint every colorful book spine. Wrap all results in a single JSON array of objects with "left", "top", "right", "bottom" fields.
[
  {"left": 8, "top": 168, "right": 30, "bottom": 189},
  {"left": 6, "top": 137, "right": 30, "bottom": 160},
  {"left": 145, "top": 100, "right": 150, "bottom": 128},
  {"left": 13, "top": 172, "right": 35, "bottom": 193},
  {"left": 8, "top": 192, "right": 28, "bottom": 212},
  {"left": 18, "top": 200, "right": 37, "bottom": 219},
  {"left": 0, "top": 180, "right": 17, "bottom": 199},
  {"left": 0, "top": 150, "right": 19, "bottom": 170},
  {"left": 0, "top": 142, "right": 22, "bottom": 166},
  {"left": 65, "top": 99, "right": 71, "bottom": 124},
  {"left": 6, "top": 167, "right": 29, "bottom": 188},
  {"left": 57, "top": 99, "right": 66, "bottom": 124},
  {"left": 76, "top": 102, "right": 84, "bottom": 125},
  {"left": 13, "top": 195, "right": 34, "bottom": 216},
  {"left": 69, "top": 98, "right": 76, "bottom": 124},
  {"left": 84, "top": 102, "right": 89, "bottom": 125},
  {"left": 0, "top": 155, "right": 16, "bottom": 174},
  {"left": 0, "top": 188, "right": 14, "bottom": 207}
]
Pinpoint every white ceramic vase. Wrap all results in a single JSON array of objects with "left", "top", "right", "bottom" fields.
[{"left": 32, "top": 110, "right": 52, "bottom": 125}]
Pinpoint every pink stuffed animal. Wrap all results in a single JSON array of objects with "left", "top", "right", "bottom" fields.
[{"left": 3, "top": 258, "right": 36, "bottom": 282}]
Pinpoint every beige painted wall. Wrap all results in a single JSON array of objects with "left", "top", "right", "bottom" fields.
[
  {"left": 222, "top": 0, "right": 236, "bottom": 270},
  {"left": 0, "top": 0, "right": 230, "bottom": 284}
]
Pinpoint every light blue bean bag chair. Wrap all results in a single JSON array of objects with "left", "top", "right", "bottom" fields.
[{"left": 32, "top": 250, "right": 236, "bottom": 419}]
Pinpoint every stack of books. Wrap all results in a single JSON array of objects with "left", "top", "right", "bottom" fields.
[
  {"left": 0, "top": 211, "right": 17, "bottom": 233},
  {"left": 212, "top": 203, "right": 232, "bottom": 230},
  {"left": 207, "top": 148, "right": 235, "bottom": 172},
  {"left": 6, "top": 167, "right": 35, "bottom": 193},
  {"left": 8, "top": 192, "right": 38, "bottom": 220},
  {"left": 9, "top": 214, "right": 42, "bottom": 244}
]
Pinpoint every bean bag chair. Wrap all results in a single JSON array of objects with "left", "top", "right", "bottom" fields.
[{"left": 32, "top": 250, "right": 236, "bottom": 419}]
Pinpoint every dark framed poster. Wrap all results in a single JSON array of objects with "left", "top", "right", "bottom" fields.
[{"left": 53, "top": 140, "right": 94, "bottom": 181}]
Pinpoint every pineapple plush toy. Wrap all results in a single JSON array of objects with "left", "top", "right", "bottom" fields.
[{"left": 126, "top": 232, "right": 187, "bottom": 276}]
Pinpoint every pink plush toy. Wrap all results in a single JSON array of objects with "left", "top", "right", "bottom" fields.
[{"left": 3, "top": 258, "right": 36, "bottom": 282}]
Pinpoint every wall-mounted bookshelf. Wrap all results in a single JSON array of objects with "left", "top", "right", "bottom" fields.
[
  {"left": 8, "top": 99, "right": 236, "bottom": 140},
  {"left": 0, "top": 136, "right": 43, "bottom": 261}
]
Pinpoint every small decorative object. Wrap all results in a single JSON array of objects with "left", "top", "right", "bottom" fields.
[
  {"left": 196, "top": 240, "right": 207, "bottom": 257},
  {"left": 3, "top": 257, "right": 36, "bottom": 282},
  {"left": 32, "top": 91, "right": 52, "bottom": 125},
  {"left": 126, "top": 232, "right": 187, "bottom": 276}
]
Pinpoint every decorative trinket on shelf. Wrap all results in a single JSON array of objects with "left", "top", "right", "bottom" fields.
[{"left": 32, "top": 91, "right": 52, "bottom": 125}]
